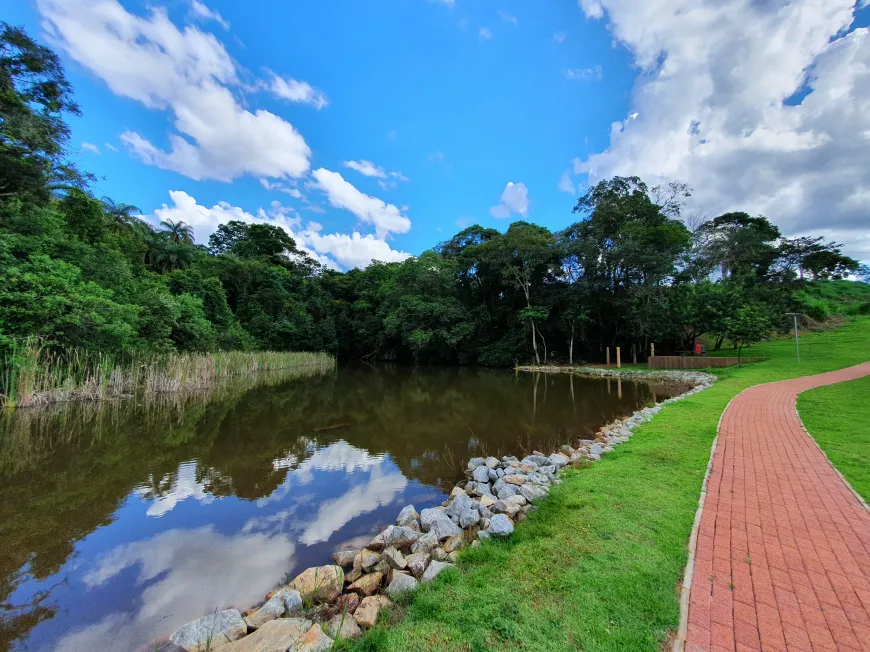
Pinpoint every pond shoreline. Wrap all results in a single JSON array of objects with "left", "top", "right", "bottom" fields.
[{"left": 156, "top": 367, "right": 716, "bottom": 651}]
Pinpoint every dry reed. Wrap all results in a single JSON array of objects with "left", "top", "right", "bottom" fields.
[{"left": 0, "top": 338, "right": 335, "bottom": 408}]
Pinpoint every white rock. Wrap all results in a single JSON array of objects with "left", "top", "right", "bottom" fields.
[
  {"left": 170, "top": 609, "right": 246, "bottom": 651},
  {"left": 487, "top": 514, "right": 514, "bottom": 537},
  {"left": 420, "top": 508, "right": 462, "bottom": 540},
  {"left": 386, "top": 573, "right": 419, "bottom": 597},
  {"left": 421, "top": 560, "right": 454, "bottom": 583},
  {"left": 395, "top": 505, "right": 420, "bottom": 528}
]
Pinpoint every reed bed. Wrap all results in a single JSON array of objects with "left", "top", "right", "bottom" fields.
[{"left": 0, "top": 338, "right": 335, "bottom": 408}]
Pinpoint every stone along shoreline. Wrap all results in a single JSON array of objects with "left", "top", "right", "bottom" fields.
[{"left": 159, "top": 369, "right": 716, "bottom": 651}]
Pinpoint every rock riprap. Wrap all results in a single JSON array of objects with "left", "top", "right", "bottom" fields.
[{"left": 162, "top": 368, "right": 713, "bottom": 652}]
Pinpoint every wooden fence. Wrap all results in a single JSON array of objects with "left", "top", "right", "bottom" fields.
[{"left": 647, "top": 356, "right": 768, "bottom": 369}]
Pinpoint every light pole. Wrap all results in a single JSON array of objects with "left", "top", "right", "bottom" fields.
[{"left": 785, "top": 312, "right": 801, "bottom": 363}]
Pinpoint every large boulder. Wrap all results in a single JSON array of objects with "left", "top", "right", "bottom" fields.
[
  {"left": 170, "top": 610, "right": 246, "bottom": 651},
  {"left": 395, "top": 505, "right": 419, "bottom": 528},
  {"left": 244, "top": 588, "right": 302, "bottom": 629},
  {"left": 487, "top": 514, "right": 514, "bottom": 537},
  {"left": 367, "top": 526, "right": 419, "bottom": 552},
  {"left": 291, "top": 623, "right": 334, "bottom": 651},
  {"left": 410, "top": 531, "right": 439, "bottom": 554},
  {"left": 548, "top": 453, "right": 569, "bottom": 468},
  {"left": 289, "top": 565, "right": 344, "bottom": 603},
  {"left": 520, "top": 484, "right": 548, "bottom": 503},
  {"left": 466, "top": 457, "right": 485, "bottom": 471},
  {"left": 354, "top": 549, "right": 380, "bottom": 571},
  {"left": 421, "top": 560, "right": 454, "bottom": 584},
  {"left": 331, "top": 550, "right": 358, "bottom": 569},
  {"left": 444, "top": 491, "right": 474, "bottom": 518},
  {"left": 386, "top": 573, "right": 419, "bottom": 597},
  {"left": 382, "top": 546, "right": 407, "bottom": 570},
  {"left": 472, "top": 482, "right": 493, "bottom": 497},
  {"left": 496, "top": 484, "right": 519, "bottom": 500},
  {"left": 459, "top": 507, "right": 479, "bottom": 528},
  {"left": 504, "top": 475, "right": 527, "bottom": 486},
  {"left": 420, "top": 508, "right": 462, "bottom": 540},
  {"left": 472, "top": 465, "right": 491, "bottom": 483},
  {"left": 405, "top": 552, "right": 430, "bottom": 578},
  {"left": 522, "top": 455, "right": 550, "bottom": 467},
  {"left": 217, "top": 618, "right": 312, "bottom": 652},
  {"left": 323, "top": 614, "right": 362, "bottom": 641},
  {"left": 348, "top": 571, "right": 383, "bottom": 596},
  {"left": 353, "top": 595, "right": 392, "bottom": 629},
  {"left": 484, "top": 456, "right": 501, "bottom": 468}
]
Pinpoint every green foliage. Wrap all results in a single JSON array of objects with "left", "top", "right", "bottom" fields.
[
  {"left": 0, "top": 24, "right": 866, "bottom": 371},
  {"left": 0, "top": 23, "right": 92, "bottom": 203},
  {"left": 717, "top": 304, "right": 771, "bottom": 364}
]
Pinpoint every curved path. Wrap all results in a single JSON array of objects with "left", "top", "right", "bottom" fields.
[{"left": 683, "top": 362, "right": 870, "bottom": 652}]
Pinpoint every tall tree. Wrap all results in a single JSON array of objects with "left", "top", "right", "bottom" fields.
[
  {"left": 488, "top": 221, "right": 557, "bottom": 364},
  {"left": 99, "top": 196, "right": 142, "bottom": 232},
  {"left": 160, "top": 219, "right": 194, "bottom": 244},
  {"left": 0, "top": 23, "right": 92, "bottom": 202},
  {"left": 695, "top": 212, "right": 780, "bottom": 279}
]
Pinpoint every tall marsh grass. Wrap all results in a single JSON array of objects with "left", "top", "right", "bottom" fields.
[{"left": 0, "top": 338, "right": 334, "bottom": 408}]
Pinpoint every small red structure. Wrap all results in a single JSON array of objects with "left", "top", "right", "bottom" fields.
[{"left": 694, "top": 343, "right": 702, "bottom": 356}]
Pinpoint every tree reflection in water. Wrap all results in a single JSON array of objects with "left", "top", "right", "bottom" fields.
[{"left": 0, "top": 365, "right": 677, "bottom": 651}]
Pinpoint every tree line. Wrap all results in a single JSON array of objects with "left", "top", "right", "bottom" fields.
[{"left": 1, "top": 23, "right": 866, "bottom": 365}]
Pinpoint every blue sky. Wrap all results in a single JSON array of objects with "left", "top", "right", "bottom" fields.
[{"left": 7, "top": 0, "right": 870, "bottom": 268}]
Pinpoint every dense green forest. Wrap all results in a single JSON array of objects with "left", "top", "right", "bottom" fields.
[{"left": 1, "top": 24, "right": 867, "bottom": 366}]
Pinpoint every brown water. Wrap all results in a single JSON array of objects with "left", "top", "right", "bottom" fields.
[{"left": 0, "top": 366, "right": 677, "bottom": 651}]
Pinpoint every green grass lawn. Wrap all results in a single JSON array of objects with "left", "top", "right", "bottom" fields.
[
  {"left": 798, "top": 375, "right": 870, "bottom": 502},
  {"left": 340, "top": 317, "right": 870, "bottom": 652}
]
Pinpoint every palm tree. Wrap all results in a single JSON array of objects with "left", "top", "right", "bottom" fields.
[
  {"left": 149, "top": 239, "right": 195, "bottom": 272},
  {"left": 160, "top": 219, "right": 195, "bottom": 244},
  {"left": 100, "top": 196, "right": 143, "bottom": 231}
]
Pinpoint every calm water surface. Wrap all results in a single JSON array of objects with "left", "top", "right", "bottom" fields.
[{"left": 0, "top": 366, "right": 678, "bottom": 651}]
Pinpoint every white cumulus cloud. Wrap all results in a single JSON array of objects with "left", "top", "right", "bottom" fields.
[
  {"left": 575, "top": 0, "right": 870, "bottom": 260},
  {"left": 267, "top": 73, "right": 329, "bottom": 110},
  {"left": 80, "top": 141, "right": 100, "bottom": 154},
  {"left": 311, "top": 168, "right": 412, "bottom": 237},
  {"left": 150, "top": 190, "right": 410, "bottom": 270},
  {"left": 479, "top": 27, "right": 493, "bottom": 40},
  {"left": 38, "top": 0, "right": 311, "bottom": 183},
  {"left": 490, "top": 181, "right": 530, "bottom": 218}
]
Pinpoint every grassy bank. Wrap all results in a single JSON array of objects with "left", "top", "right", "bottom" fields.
[
  {"left": 344, "top": 317, "right": 870, "bottom": 652},
  {"left": 798, "top": 375, "right": 870, "bottom": 502},
  {"left": 0, "top": 339, "right": 334, "bottom": 408}
]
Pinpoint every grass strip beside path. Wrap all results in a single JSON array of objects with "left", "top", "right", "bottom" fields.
[
  {"left": 342, "top": 317, "right": 870, "bottom": 652},
  {"left": 798, "top": 375, "right": 870, "bottom": 503}
]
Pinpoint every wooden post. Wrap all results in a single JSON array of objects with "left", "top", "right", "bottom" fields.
[
  {"left": 616, "top": 346, "right": 621, "bottom": 369},
  {"left": 606, "top": 347, "right": 610, "bottom": 366},
  {"left": 607, "top": 377, "right": 611, "bottom": 394},
  {"left": 617, "top": 378, "right": 623, "bottom": 400},
  {"left": 632, "top": 344, "right": 637, "bottom": 365},
  {"left": 650, "top": 343, "right": 655, "bottom": 358}
]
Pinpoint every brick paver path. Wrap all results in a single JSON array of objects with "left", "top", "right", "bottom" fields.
[{"left": 685, "top": 362, "right": 870, "bottom": 652}]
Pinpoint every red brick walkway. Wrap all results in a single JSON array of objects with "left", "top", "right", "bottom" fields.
[{"left": 684, "top": 362, "right": 870, "bottom": 652}]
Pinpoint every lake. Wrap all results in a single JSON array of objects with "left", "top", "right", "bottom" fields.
[{"left": 0, "top": 365, "right": 678, "bottom": 651}]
